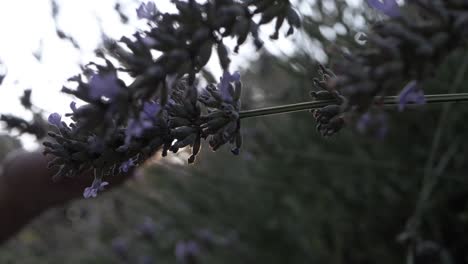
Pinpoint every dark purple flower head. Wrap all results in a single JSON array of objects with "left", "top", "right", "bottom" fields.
[
  {"left": 137, "top": 2, "right": 158, "bottom": 20},
  {"left": 366, "top": 0, "right": 401, "bottom": 17},
  {"left": 175, "top": 240, "right": 200, "bottom": 262},
  {"left": 48, "top": 113, "right": 63, "bottom": 128},
  {"left": 218, "top": 71, "right": 241, "bottom": 102},
  {"left": 83, "top": 177, "right": 109, "bottom": 199},
  {"left": 398, "top": 80, "right": 426, "bottom": 111},
  {"left": 88, "top": 72, "right": 121, "bottom": 100}
]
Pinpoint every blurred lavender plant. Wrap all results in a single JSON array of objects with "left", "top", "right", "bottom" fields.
[
  {"left": 309, "top": 0, "right": 468, "bottom": 136},
  {"left": 1, "top": 89, "right": 48, "bottom": 140}
]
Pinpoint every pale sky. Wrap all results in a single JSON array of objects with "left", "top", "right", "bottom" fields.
[{"left": 0, "top": 0, "right": 362, "bottom": 149}]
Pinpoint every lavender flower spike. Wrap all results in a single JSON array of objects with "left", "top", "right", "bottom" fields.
[
  {"left": 366, "top": 0, "right": 401, "bottom": 18},
  {"left": 398, "top": 80, "right": 426, "bottom": 111},
  {"left": 83, "top": 178, "right": 109, "bottom": 199},
  {"left": 137, "top": 2, "right": 158, "bottom": 20}
]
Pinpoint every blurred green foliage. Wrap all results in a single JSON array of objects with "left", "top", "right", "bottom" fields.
[{"left": 2, "top": 1, "right": 468, "bottom": 263}]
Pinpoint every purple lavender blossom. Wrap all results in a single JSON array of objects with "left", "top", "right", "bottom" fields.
[
  {"left": 366, "top": 0, "right": 401, "bottom": 18},
  {"left": 142, "top": 101, "right": 161, "bottom": 118},
  {"left": 48, "top": 113, "right": 63, "bottom": 128},
  {"left": 119, "top": 157, "right": 138, "bottom": 173},
  {"left": 125, "top": 118, "right": 146, "bottom": 145},
  {"left": 137, "top": 2, "right": 158, "bottom": 20},
  {"left": 218, "top": 71, "right": 241, "bottom": 102},
  {"left": 356, "top": 112, "right": 372, "bottom": 133},
  {"left": 398, "top": 80, "right": 426, "bottom": 111},
  {"left": 88, "top": 72, "right": 121, "bottom": 100},
  {"left": 83, "top": 177, "right": 109, "bottom": 199},
  {"left": 125, "top": 102, "right": 161, "bottom": 145},
  {"left": 356, "top": 111, "right": 388, "bottom": 139},
  {"left": 175, "top": 240, "right": 200, "bottom": 263},
  {"left": 142, "top": 36, "right": 159, "bottom": 48}
]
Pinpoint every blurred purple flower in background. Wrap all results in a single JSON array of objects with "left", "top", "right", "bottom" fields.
[
  {"left": 356, "top": 112, "right": 372, "bottom": 133},
  {"left": 175, "top": 240, "right": 200, "bottom": 263},
  {"left": 88, "top": 72, "right": 121, "bottom": 100},
  {"left": 111, "top": 237, "right": 129, "bottom": 259},
  {"left": 124, "top": 101, "right": 161, "bottom": 145},
  {"left": 137, "top": 216, "right": 157, "bottom": 239},
  {"left": 137, "top": 2, "right": 158, "bottom": 20},
  {"left": 83, "top": 178, "right": 109, "bottom": 198},
  {"left": 48, "top": 113, "right": 63, "bottom": 128},
  {"left": 398, "top": 80, "right": 426, "bottom": 111},
  {"left": 356, "top": 111, "right": 388, "bottom": 139},
  {"left": 142, "top": 101, "right": 161, "bottom": 118},
  {"left": 366, "top": 0, "right": 401, "bottom": 17}
]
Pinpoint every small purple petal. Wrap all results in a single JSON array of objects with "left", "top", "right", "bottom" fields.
[
  {"left": 83, "top": 178, "right": 109, "bottom": 199},
  {"left": 83, "top": 187, "right": 97, "bottom": 199},
  {"left": 356, "top": 111, "right": 388, "bottom": 139},
  {"left": 398, "top": 80, "right": 426, "bottom": 111},
  {"left": 218, "top": 71, "right": 241, "bottom": 102},
  {"left": 142, "top": 36, "right": 159, "bottom": 47},
  {"left": 137, "top": 2, "right": 158, "bottom": 20},
  {"left": 88, "top": 72, "right": 121, "bottom": 100},
  {"left": 367, "top": 0, "right": 401, "bottom": 18},
  {"left": 356, "top": 112, "right": 371, "bottom": 133},
  {"left": 142, "top": 101, "right": 161, "bottom": 118},
  {"left": 100, "top": 182, "right": 109, "bottom": 188},
  {"left": 48, "top": 113, "right": 62, "bottom": 127},
  {"left": 125, "top": 119, "right": 145, "bottom": 144},
  {"left": 119, "top": 157, "right": 138, "bottom": 173},
  {"left": 231, "top": 71, "right": 241, "bottom": 82}
]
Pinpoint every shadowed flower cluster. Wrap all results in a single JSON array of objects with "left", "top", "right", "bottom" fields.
[
  {"left": 44, "top": 68, "right": 243, "bottom": 197},
  {"left": 41, "top": 0, "right": 301, "bottom": 197},
  {"left": 310, "top": 0, "right": 467, "bottom": 136}
]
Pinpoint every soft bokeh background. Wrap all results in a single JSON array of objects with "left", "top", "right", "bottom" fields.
[{"left": 2, "top": 0, "right": 468, "bottom": 263}]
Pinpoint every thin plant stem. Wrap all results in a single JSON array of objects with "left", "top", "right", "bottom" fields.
[{"left": 239, "top": 93, "right": 468, "bottom": 119}]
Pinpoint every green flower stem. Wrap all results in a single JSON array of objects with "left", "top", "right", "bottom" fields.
[{"left": 239, "top": 93, "right": 468, "bottom": 119}]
